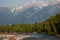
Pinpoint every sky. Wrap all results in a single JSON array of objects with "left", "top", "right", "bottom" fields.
[{"left": 0, "top": 0, "right": 59, "bottom": 7}]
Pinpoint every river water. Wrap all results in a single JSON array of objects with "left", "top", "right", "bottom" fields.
[
  {"left": 0, "top": 37, "right": 3, "bottom": 40},
  {"left": 22, "top": 33, "right": 60, "bottom": 40},
  {"left": 0, "top": 33, "right": 60, "bottom": 40}
]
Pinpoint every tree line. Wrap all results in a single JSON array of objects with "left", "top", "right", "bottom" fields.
[{"left": 0, "top": 13, "right": 60, "bottom": 35}]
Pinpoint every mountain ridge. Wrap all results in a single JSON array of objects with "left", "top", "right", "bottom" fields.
[{"left": 0, "top": 1, "right": 60, "bottom": 25}]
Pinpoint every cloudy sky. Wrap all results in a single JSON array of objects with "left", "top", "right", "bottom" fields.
[{"left": 0, "top": 0, "right": 59, "bottom": 7}]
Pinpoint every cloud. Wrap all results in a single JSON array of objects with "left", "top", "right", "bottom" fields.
[
  {"left": 55, "top": 0, "right": 60, "bottom": 2},
  {"left": 24, "top": 2, "right": 30, "bottom": 6},
  {"left": 32, "top": 0, "right": 36, "bottom": 3},
  {"left": 56, "top": 0, "right": 60, "bottom": 2}
]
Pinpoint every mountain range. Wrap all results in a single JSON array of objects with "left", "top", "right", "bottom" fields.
[{"left": 0, "top": 1, "right": 60, "bottom": 25}]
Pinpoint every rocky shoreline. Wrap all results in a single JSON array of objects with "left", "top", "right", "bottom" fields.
[{"left": 0, "top": 34, "right": 31, "bottom": 40}]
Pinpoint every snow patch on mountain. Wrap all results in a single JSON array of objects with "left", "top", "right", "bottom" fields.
[
  {"left": 10, "top": 0, "right": 60, "bottom": 15},
  {"left": 10, "top": 0, "right": 49, "bottom": 13}
]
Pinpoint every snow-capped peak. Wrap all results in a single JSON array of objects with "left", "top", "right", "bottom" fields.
[
  {"left": 16, "top": 6, "right": 23, "bottom": 10},
  {"left": 21, "top": 0, "right": 49, "bottom": 10},
  {"left": 10, "top": 0, "right": 60, "bottom": 13},
  {"left": 10, "top": 0, "right": 49, "bottom": 14},
  {"left": 31, "top": 0, "right": 49, "bottom": 7},
  {"left": 11, "top": 6, "right": 23, "bottom": 12},
  {"left": 11, "top": 8, "right": 15, "bottom": 12}
]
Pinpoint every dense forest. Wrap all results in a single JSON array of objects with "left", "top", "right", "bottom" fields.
[{"left": 0, "top": 13, "right": 60, "bottom": 35}]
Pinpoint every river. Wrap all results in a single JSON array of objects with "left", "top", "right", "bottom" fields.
[
  {"left": 22, "top": 33, "right": 60, "bottom": 40},
  {"left": 0, "top": 33, "right": 60, "bottom": 40},
  {"left": 0, "top": 37, "right": 3, "bottom": 40}
]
